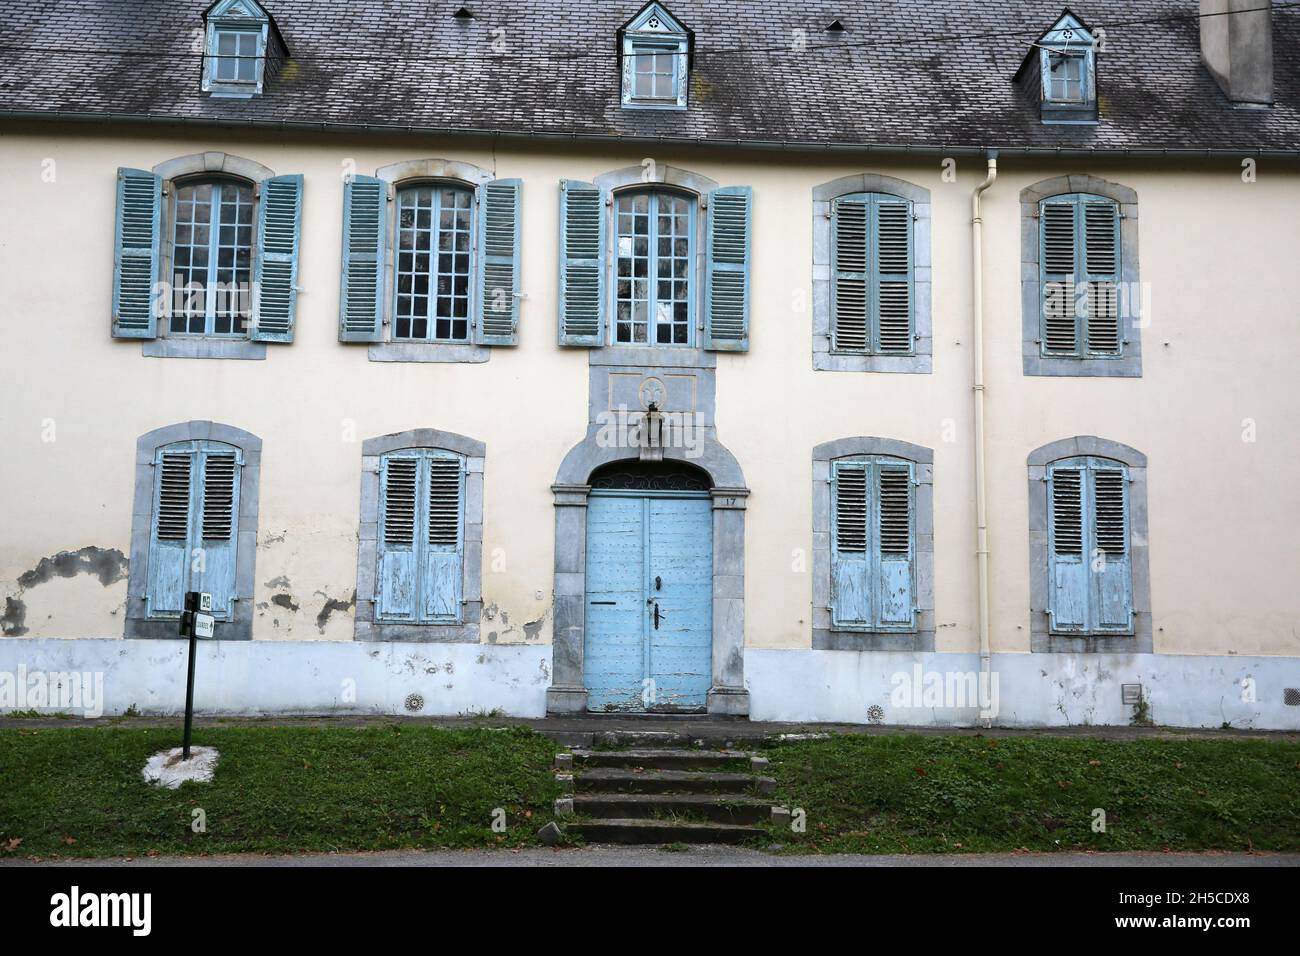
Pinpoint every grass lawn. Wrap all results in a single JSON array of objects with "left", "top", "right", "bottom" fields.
[
  {"left": 0, "top": 725, "right": 561, "bottom": 858},
  {"left": 3, "top": 726, "right": 1297, "bottom": 858},
  {"left": 759, "top": 734, "right": 1300, "bottom": 854}
]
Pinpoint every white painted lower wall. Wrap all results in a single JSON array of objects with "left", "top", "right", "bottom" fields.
[
  {"left": 2, "top": 640, "right": 1298, "bottom": 729},
  {"left": 0, "top": 639, "right": 551, "bottom": 719},
  {"left": 744, "top": 649, "right": 1300, "bottom": 730}
]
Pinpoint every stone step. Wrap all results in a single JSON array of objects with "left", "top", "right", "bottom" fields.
[
  {"left": 571, "top": 792, "right": 775, "bottom": 824},
  {"left": 573, "top": 767, "right": 775, "bottom": 795},
  {"left": 568, "top": 817, "right": 766, "bottom": 845},
  {"left": 571, "top": 748, "right": 754, "bottom": 771}
]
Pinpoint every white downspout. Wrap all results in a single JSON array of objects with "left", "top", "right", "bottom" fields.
[{"left": 971, "top": 151, "right": 997, "bottom": 728}]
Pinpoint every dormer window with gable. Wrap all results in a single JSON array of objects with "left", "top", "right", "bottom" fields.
[
  {"left": 202, "top": 0, "right": 287, "bottom": 98},
  {"left": 1016, "top": 11, "right": 1098, "bottom": 123},
  {"left": 619, "top": 2, "right": 692, "bottom": 110}
]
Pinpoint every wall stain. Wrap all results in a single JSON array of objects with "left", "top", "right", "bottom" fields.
[
  {"left": 4, "top": 546, "right": 128, "bottom": 636},
  {"left": 270, "top": 594, "right": 300, "bottom": 613},
  {"left": 2, "top": 597, "right": 27, "bottom": 637},
  {"left": 17, "top": 547, "right": 127, "bottom": 589},
  {"left": 264, "top": 575, "right": 291, "bottom": 589},
  {"left": 315, "top": 590, "right": 356, "bottom": 633}
]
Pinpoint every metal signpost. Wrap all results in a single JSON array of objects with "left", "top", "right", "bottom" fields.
[{"left": 178, "top": 591, "right": 215, "bottom": 760}]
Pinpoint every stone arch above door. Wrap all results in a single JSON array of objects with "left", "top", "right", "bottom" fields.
[{"left": 547, "top": 430, "right": 749, "bottom": 716}]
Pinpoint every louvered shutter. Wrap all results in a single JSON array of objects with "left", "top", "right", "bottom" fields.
[
  {"left": 1040, "top": 198, "right": 1081, "bottom": 356},
  {"left": 339, "top": 174, "right": 387, "bottom": 342},
  {"left": 558, "top": 180, "right": 604, "bottom": 346},
  {"left": 111, "top": 168, "right": 162, "bottom": 339},
  {"left": 1090, "top": 462, "right": 1133, "bottom": 632},
  {"left": 147, "top": 448, "right": 194, "bottom": 616},
  {"left": 474, "top": 178, "right": 522, "bottom": 346},
  {"left": 874, "top": 461, "right": 916, "bottom": 629},
  {"left": 830, "top": 461, "right": 871, "bottom": 627},
  {"left": 874, "top": 197, "right": 913, "bottom": 354},
  {"left": 420, "top": 454, "right": 465, "bottom": 623},
  {"left": 1082, "top": 200, "right": 1121, "bottom": 355},
  {"left": 832, "top": 193, "right": 912, "bottom": 355},
  {"left": 703, "top": 185, "right": 752, "bottom": 351},
  {"left": 831, "top": 197, "right": 869, "bottom": 352},
  {"left": 376, "top": 454, "right": 419, "bottom": 621},
  {"left": 252, "top": 174, "right": 303, "bottom": 343},
  {"left": 194, "top": 447, "right": 241, "bottom": 617},
  {"left": 1047, "top": 463, "right": 1088, "bottom": 631}
]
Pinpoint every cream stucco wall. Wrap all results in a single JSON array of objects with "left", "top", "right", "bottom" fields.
[{"left": 1, "top": 126, "right": 1297, "bottom": 658}]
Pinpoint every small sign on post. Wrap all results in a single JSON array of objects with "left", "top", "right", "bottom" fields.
[{"left": 179, "top": 591, "right": 214, "bottom": 760}]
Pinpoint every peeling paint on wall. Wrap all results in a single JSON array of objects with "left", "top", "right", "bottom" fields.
[
  {"left": 315, "top": 591, "right": 355, "bottom": 634},
  {"left": 1, "top": 597, "right": 27, "bottom": 637},
  {"left": 270, "top": 594, "right": 299, "bottom": 613},
  {"left": 3, "top": 547, "right": 128, "bottom": 637},
  {"left": 17, "top": 547, "right": 127, "bottom": 589}
]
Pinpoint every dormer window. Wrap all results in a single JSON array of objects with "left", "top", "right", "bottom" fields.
[
  {"left": 619, "top": 2, "right": 692, "bottom": 110},
  {"left": 202, "top": 0, "right": 287, "bottom": 98},
  {"left": 1016, "top": 10, "right": 1098, "bottom": 123}
]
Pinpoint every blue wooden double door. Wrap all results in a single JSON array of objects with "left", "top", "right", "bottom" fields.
[{"left": 584, "top": 492, "right": 713, "bottom": 713}]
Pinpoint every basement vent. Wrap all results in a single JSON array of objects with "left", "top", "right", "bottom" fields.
[
  {"left": 404, "top": 693, "right": 425, "bottom": 712},
  {"left": 867, "top": 704, "right": 885, "bottom": 724},
  {"left": 1283, "top": 688, "right": 1300, "bottom": 706},
  {"left": 1121, "top": 683, "right": 1142, "bottom": 705}
]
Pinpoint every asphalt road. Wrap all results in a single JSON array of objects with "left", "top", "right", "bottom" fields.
[{"left": 4, "top": 847, "right": 1297, "bottom": 867}]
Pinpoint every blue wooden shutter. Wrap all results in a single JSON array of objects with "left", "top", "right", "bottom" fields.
[
  {"left": 339, "top": 174, "right": 387, "bottom": 342},
  {"left": 193, "top": 444, "right": 241, "bottom": 618},
  {"left": 703, "top": 185, "right": 751, "bottom": 351},
  {"left": 474, "top": 178, "right": 522, "bottom": 346},
  {"left": 376, "top": 454, "right": 419, "bottom": 622},
  {"left": 1090, "top": 462, "right": 1133, "bottom": 633},
  {"left": 1082, "top": 199, "right": 1121, "bottom": 356},
  {"left": 831, "top": 196, "right": 869, "bottom": 352},
  {"left": 830, "top": 460, "right": 871, "bottom": 627},
  {"left": 421, "top": 454, "right": 465, "bottom": 623},
  {"left": 111, "top": 168, "right": 162, "bottom": 339},
  {"left": 1040, "top": 197, "right": 1081, "bottom": 356},
  {"left": 873, "top": 196, "right": 914, "bottom": 354},
  {"left": 252, "top": 174, "right": 303, "bottom": 343},
  {"left": 558, "top": 180, "right": 603, "bottom": 346},
  {"left": 147, "top": 447, "right": 194, "bottom": 617},
  {"left": 873, "top": 461, "right": 916, "bottom": 630},
  {"left": 1047, "top": 462, "right": 1087, "bottom": 631}
]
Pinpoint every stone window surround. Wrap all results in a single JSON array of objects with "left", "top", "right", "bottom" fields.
[
  {"left": 812, "top": 437, "right": 935, "bottom": 651},
  {"left": 364, "top": 159, "right": 497, "bottom": 364},
  {"left": 144, "top": 152, "right": 277, "bottom": 361},
  {"left": 591, "top": 164, "right": 720, "bottom": 365},
  {"left": 354, "top": 428, "right": 485, "bottom": 642},
  {"left": 1021, "top": 175, "right": 1142, "bottom": 377},
  {"left": 1027, "top": 436, "right": 1152, "bottom": 653},
  {"left": 545, "top": 428, "right": 750, "bottom": 716},
  {"left": 125, "top": 421, "right": 262, "bottom": 640},
  {"left": 812, "top": 174, "right": 933, "bottom": 373}
]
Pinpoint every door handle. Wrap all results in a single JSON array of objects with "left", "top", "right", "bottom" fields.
[{"left": 654, "top": 602, "right": 660, "bottom": 630}]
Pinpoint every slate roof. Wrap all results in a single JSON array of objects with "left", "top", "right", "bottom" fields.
[{"left": 1, "top": 0, "right": 1298, "bottom": 153}]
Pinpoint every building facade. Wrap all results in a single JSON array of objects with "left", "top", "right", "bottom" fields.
[{"left": 1, "top": 0, "right": 1298, "bottom": 728}]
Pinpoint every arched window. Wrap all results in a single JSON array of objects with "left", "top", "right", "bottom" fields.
[
  {"left": 125, "top": 422, "right": 262, "bottom": 640},
  {"left": 169, "top": 179, "right": 255, "bottom": 337},
  {"left": 614, "top": 189, "right": 695, "bottom": 346},
  {"left": 394, "top": 184, "right": 475, "bottom": 343}
]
